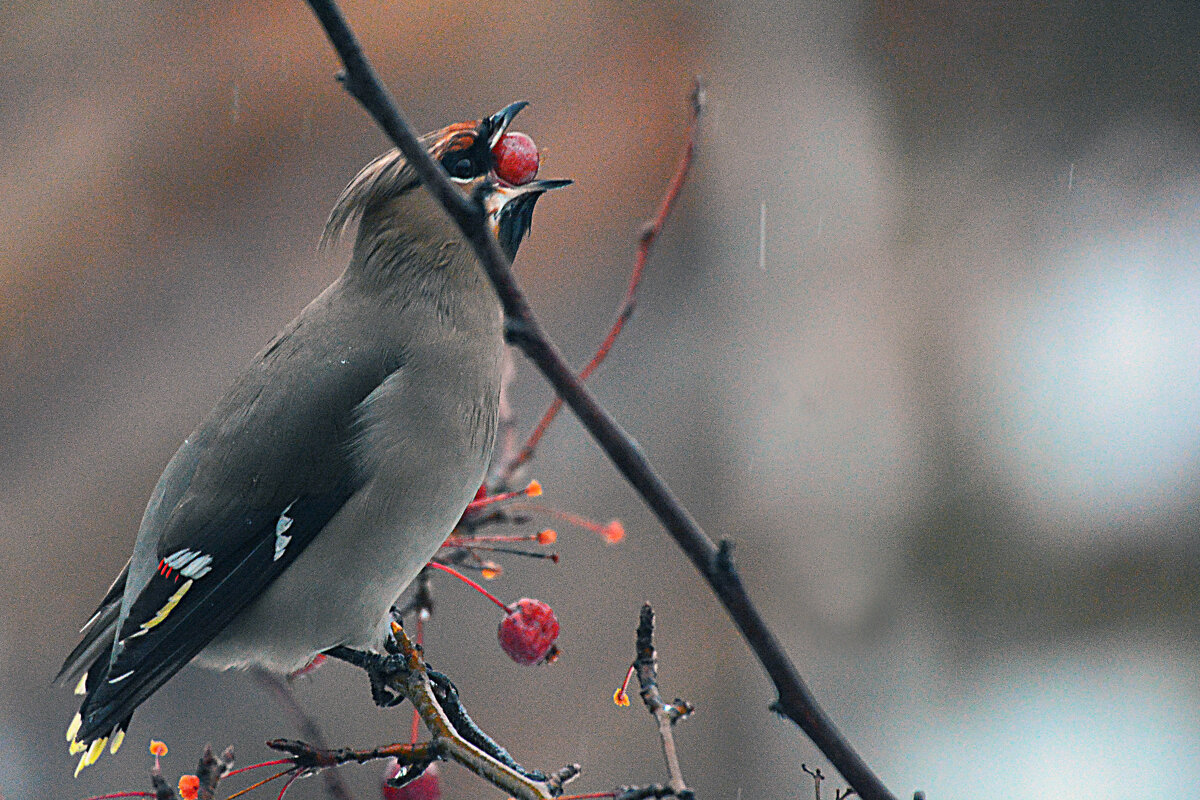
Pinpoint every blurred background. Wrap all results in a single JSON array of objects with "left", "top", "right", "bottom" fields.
[{"left": 3, "top": 1, "right": 1199, "bottom": 798}]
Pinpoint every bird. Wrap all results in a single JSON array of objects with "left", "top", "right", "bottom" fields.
[{"left": 57, "top": 101, "right": 570, "bottom": 775}]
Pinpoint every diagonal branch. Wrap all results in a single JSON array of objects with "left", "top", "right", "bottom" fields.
[
  {"left": 276, "top": 627, "right": 568, "bottom": 800},
  {"left": 255, "top": 670, "right": 355, "bottom": 800},
  {"left": 499, "top": 82, "right": 703, "bottom": 483},
  {"left": 301, "top": 3, "right": 897, "bottom": 799}
]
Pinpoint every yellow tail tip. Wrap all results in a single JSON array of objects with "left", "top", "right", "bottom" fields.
[
  {"left": 66, "top": 712, "right": 82, "bottom": 743},
  {"left": 109, "top": 728, "right": 126, "bottom": 755},
  {"left": 87, "top": 737, "right": 107, "bottom": 765},
  {"left": 73, "top": 736, "right": 107, "bottom": 776},
  {"left": 74, "top": 673, "right": 88, "bottom": 696}
]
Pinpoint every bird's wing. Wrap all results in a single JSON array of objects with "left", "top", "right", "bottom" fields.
[{"left": 73, "top": 293, "right": 402, "bottom": 744}]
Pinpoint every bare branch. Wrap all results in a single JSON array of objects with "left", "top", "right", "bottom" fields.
[
  {"left": 301, "top": 3, "right": 896, "bottom": 799},
  {"left": 633, "top": 604, "right": 693, "bottom": 800},
  {"left": 195, "top": 745, "right": 234, "bottom": 800},
  {"left": 301, "top": 627, "right": 566, "bottom": 799}
]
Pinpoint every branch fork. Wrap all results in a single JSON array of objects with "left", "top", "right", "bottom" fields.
[{"left": 274, "top": 625, "right": 577, "bottom": 800}]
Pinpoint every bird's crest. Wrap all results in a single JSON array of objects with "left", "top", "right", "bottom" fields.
[{"left": 321, "top": 122, "right": 481, "bottom": 249}]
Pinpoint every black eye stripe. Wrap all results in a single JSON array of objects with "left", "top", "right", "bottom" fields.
[{"left": 440, "top": 133, "right": 491, "bottom": 180}]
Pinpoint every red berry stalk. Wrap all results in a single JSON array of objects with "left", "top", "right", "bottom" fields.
[{"left": 425, "top": 562, "right": 559, "bottom": 665}]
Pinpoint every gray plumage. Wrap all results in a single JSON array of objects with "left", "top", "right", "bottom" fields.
[
  {"left": 197, "top": 182, "right": 506, "bottom": 671},
  {"left": 59, "top": 104, "right": 567, "bottom": 767}
]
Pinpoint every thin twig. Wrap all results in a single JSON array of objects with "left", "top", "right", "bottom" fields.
[
  {"left": 615, "top": 786, "right": 676, "bottom": 800},
  {"left": 195, "top": 745, "right": 235, "bottom": 800},
  {"left": 268, "top": 738, "right": 437, "bottom": 771},
  {"left": 500, "top": 83, "right": 702, "bottom": 482},
  {"left": 223, "top": 768, "right": 294, "bottom": 800},
  {"left": 301, "top": 4, "right": 897, "bottom": 799},
  {"left": 255, "top": 670, "right": 355, "bottom": 800},
  {"left": 633, "top": 605, "right": 692, "bottom": 799}
]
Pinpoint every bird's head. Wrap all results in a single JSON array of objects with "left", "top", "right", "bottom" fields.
[{"left": 324, "top": 102, "right": 570, "bottom": 260}]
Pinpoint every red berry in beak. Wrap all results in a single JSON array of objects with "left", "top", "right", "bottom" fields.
[
  {"left": 491, "top": 132, "right": 540, "bottom": 186},
  {"left": 498, "top": 598, "right": 559, "bottom": 664}
]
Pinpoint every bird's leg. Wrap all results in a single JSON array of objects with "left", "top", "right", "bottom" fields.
[{"left": 324, "top": 645, "right": 408, "bottom": 708}]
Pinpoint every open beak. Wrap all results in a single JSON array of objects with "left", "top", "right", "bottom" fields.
[
  {"left": 485, "top": 178, "right": 573, "bottom": 259},
  {"left": 484, "top": 101, "right": 530, "bottom": 148}
]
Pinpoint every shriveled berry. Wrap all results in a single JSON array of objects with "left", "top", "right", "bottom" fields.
[
  {"left": 491, "top": 132, "right": 539, "bottom": 186},
  {"left": 383, "top": 760, "right": 440, "bottom": 800},
  {"left": 498, "top": 598, "right": 559, "bottom": 665}
]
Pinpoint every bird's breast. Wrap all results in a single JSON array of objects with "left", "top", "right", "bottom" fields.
[{"left": 196, "top": 325, "right": 504, "bottom": 673}]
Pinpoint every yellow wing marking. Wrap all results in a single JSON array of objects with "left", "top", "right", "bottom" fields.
[{"left": 140, "top": 579, "right": 194, "bottom": 630}]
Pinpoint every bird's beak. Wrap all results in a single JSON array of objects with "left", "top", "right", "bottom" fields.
[
  {"left": 485, "top": 178, "right": 573, "bottom": 212},
  {"left": 485, "top": 178, "right": 573, "bottom": 259},
  {"left": 484, "top": 101, "right": 530, "bottom": 148}
]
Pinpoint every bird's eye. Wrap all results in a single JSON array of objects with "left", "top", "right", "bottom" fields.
[{"left": 447, "top": 155, "right": 476, "bottom": 180}]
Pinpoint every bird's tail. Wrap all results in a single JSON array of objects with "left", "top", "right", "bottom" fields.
[{"left": 57, "top": 570, "right": 133, "bottom": 775}]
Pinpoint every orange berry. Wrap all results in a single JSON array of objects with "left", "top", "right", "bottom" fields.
[
  {"left": 178, "top": 774, "right": 200, "bottom": 800},
  {"left": 149, "top": 740, "right": 168, "bottom": 757}
]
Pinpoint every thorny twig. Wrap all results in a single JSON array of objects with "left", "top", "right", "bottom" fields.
[
  {"left": 149, "top": 745, "right": 235, "bottom": 800},
  {"left": 634, "top": 604, "right": 693, "bottom": 800},
  {"left": 498, "top": 81, "right": 703, "bottom": 484},
  {"left": 302, "top": 2, "right": 898, "bottom": 799},
  {"left": 803, "top": 763, "right": 856, "bottom": 800}
]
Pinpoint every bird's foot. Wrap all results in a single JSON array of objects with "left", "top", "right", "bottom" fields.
[{"left": 324, "top": 646, "right": 408, "bottom": 708}]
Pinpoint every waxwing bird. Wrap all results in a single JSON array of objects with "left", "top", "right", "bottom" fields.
[{"left": 57, "top": 102, "right": 570, "bottom": 775}]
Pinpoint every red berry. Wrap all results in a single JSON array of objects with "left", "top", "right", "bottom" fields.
[
  {"left": 491, "top": 132, "right": 540, "bottom": 186},
  {"left": 498, "top": 598, "right": 559, "bottom": 665},
  {"left": 383, "top": 760, "right": 440, "bottom": 800}
]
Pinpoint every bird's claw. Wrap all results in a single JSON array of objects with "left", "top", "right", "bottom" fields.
[{"left": 324, "top": 646, "right": 408, "bottom": 708}]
